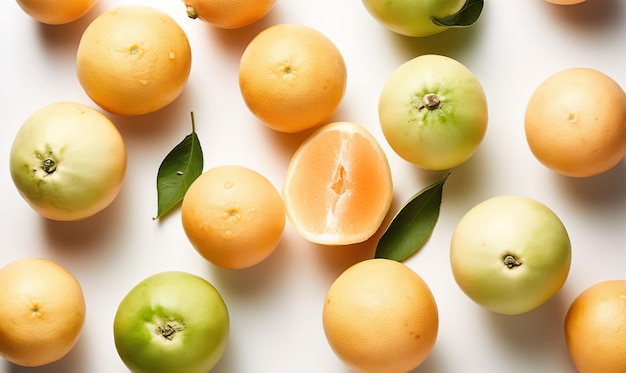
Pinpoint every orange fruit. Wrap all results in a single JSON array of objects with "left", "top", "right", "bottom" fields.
[
  {"left": 524, "top": 67, "right": 626, "bottom": 177},
  {"left": 76, "top": 5, "right": 192, "bottom": 116},
  {"left": 181, "top": 165, "right": 286, "bottom": 269},
  {"left": 282, "top": 121, "right": 393, "bottom": 246},
  {"left": 238, "top": 23, "right": 347, "bottom": 133},
  {"left": 16, "top": 0, "right": 97, "bottom": 24},
  {"left": 0, "top": 258, "right": 86, "bottom": 367},
  {"left": 322, "top": 258, "right": 439, "bottom": 373},
  {"left": 184, "top": 0, "right": 276, "bottom": 29},
  {"left": 564, "top": 279, "right": 626, "bottom": 372}
]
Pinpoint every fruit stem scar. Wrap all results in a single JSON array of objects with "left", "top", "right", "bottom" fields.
[
  {"left": 186, "top": 6, "right": 198, "bottom": 19},
  {"left": 156, "top": 320, "right": 185, "bottom": 341},
  {"left": 503, "top": 255, "right": 522, "bottom": 269},
  {"left": 420, "top": 93, "right": 441, "bottom": 111},
  {"left": 42, "top": 158, "right": 57, "bottom": 173}
]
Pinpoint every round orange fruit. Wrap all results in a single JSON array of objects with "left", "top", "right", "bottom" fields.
[
  {"left": 0, "top": 258, "right": 86, "bottom": 367},
  {"left": 282, "top": 121, "right": 393, "bottom": 246},
  {"left": 524, "top": 67, "right": 626, "bottom": 177},
  {"left": 564, "top": 279, "right": 626, "bottom": 372},
  {"left": 76, "top": 5, "right": 192, "bottom": 116},
  {"left": 322, "top": 258, "right": 439, "bottom": 373},
  {"left": 181, "top": 165, "right": 286, "bottom": 269},
  {"left": 238, "top": 23, "right": 347, "bottom": 133},
  {"left": 184, "top": 0, "right": 276, "bottom": 28},
  {"left": 16, "top": 0, "right": 97, "bottom": 24}
]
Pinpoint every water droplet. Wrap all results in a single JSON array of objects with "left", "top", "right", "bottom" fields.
[
  {"left": 169, "top": 52, "right": 176, "bottom": 60},
  {"left": 224, "top": 181, "right": 234, "bottom": 189},
  {"left": 224, "top": 229, "right": 232, "bottom": 237}
]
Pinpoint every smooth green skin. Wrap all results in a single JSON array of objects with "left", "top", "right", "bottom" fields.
[
  {"left": 9, "top": 102, "right": 127, "bottom": 221},
  {"left": 450, "top": 196, "right": 572, "bottom": 315},
  {"left": 113, "top": 271, "right": 229, "bottom": 373},
  {"left": 379, "top": 54, "right": 488, "bottom": 170},
  {"left": 362, "top": 0, "right": 465, "bottom": 37}
]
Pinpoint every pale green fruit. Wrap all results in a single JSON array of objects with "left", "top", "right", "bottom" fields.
[
  {"left": 379, "top": 54, "right": 488, "bottom": 170},
  {"left": 450, "top": 195, "right": 572, "bottom": 315}
]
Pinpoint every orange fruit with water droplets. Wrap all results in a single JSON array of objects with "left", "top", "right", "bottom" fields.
[
  {"left": 181, "top": 165, "right": 286, "bottom": 269},
  {"left": 238, "top": 23, "right": 347, "bottom": 133},
  {"left": 76, "top": 5, "right": 192, "bottom": 116},
  {"left": 282, "top": 121, "right": 393, "bottom": 245},
  {"left": 0, "top": 258, "right": 86, "bottom": 367},
  {"left": 564, "top": 279, "right": 626, "bottom": 372},
  {"left": 323, "top": 258, "right": 439, "bottom": 373}
]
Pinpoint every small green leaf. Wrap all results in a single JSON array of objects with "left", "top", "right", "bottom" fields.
[
  {"left": 153, "top": 112, "right": 203, "bottom": 220},
  {"left": 375, "top": 173, "right": 449, "bottom": 261},
  {"left": 432, "top": 0, "right": 484, "bottom": 28}
]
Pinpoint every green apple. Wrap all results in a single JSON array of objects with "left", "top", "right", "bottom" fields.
[
  {"left": 361, "top": 0, "right": 484, "bottom": 37},
  {"left": 378, "top": 54, "right": 488, "bottom": 170},
  {"left": 9, "top": 101, "right": 127, "bottom": 221},
  {"left": 113, "top": 271, "right": 229, "bottom": 373},
  {"left": 450, "top": 195, "right": 572, "bottom": 315}
]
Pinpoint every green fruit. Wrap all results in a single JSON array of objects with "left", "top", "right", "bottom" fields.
[
  {"left": 9, "top": 101, "right": 127, "bottom": 221},
  {"left": 113, "top": 271, "right": 229, "bottom": 373},
  {"left": 379, "top": 54, "right": 488, "bottom": 170},
  {"left": 362, "top": 0, "right": 482, "bottom": 37},
  {"left": 450, "top": 195, "right": 572, "bottom": 315}
]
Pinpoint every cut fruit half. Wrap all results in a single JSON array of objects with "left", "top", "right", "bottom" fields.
[{"left": 283, "top": 121, "right": 393, "bottom": 245}]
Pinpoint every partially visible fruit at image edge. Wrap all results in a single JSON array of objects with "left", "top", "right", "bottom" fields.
[
  {"left": 361, "top": 0, "right": 483, "bottom": 37},
  {"left": 525, "top": 67, "right": 626, "bottom": 178},
  {"left": 379, "top": 54, "right": 488, "bottom": 171},
  {"left": 9, "top": 101, "right": 127, "bottom": 221},
  {"left": 114, "top": 271, "right": 229, "bottom": 373},
  {"left": 450, "top": 195, "right": 571, "bottom": 315},
  {"left": 181, "top": 164, "right": 286, "bottom": 270},
  {"left": 564, "top": 279, "right": 626, "bottom": 372},
  {"left": 0, "top": 258, "right": 86, "bottom": 367},
  {"left": 238, "top": 23, "right": 347, "bottom": 133},
  {"left": 322, "top": 258, "right": 439, "bottom": 373},
  {"left": 76, "top": 5, "right": 192, "bottom": 116},
  {"left": 183, "top": 0, "right": 276, "bottom": 28},
  {"left": 15, "top": 0, "right": 97, "bottom": 25},
  {"left": 282, "top": 121, "right": 393, "bottom": 246}
]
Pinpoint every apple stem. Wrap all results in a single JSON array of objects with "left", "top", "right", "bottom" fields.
[
  {"left": 503, "top": 255, "right": 522, "bottom": 269},
  {"left": 42, "top": 158, "right": 57, "bottom": 173},
  {"left": 422, "top": 93, "right": 441, "bottom": 110}
]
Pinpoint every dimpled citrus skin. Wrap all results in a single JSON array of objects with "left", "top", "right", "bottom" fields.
[
  {"left": 525, "top": 67, "right": 626, "bottom": 177},
  {"left": 16, "top": 0, "right": 97, "bottom": 24},
  {"left": 183, "top": 0, "right": 276, "bottom": 28},
  {"left": 0, "top": 258, "right": 86, "bottom": 367},
  {"left": 322, "top": 258, "right": 438, "bottom": 373},
  {"left": 76, "top": 5, "right": 192, "bottom": 116},
  {"left": 238, "top": 23, "right": 347, "bottom": 133},
  {"left": 181, "top": 165, "right": 285, "bottom": 269},
  {"left": 564, "top": 280, "right": 626, "bottom": 372}
]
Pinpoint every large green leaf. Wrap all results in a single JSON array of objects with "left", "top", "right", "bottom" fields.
[
  {"left": 154, "top": 112, "right": 204, "bottom": 220},
  {"left": 375, "top": 173, "right": 449, "bottom": 261},
  {"left": 432, "top": 0, "right": 484, "bottom": 28}
]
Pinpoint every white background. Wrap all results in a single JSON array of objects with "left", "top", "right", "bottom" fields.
[{"left": 1, "top": 0, "right": 625, "bottom": 372}]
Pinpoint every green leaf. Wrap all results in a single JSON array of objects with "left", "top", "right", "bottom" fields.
[
  {"left": 375, "top": 173, "right": 449, "bottom": 261},
  {"left": 153, "top": 112, "right": 204, "bottom": 220},
  {"left": 432, "top": 0, "right": 484, "bottom": 28}
]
